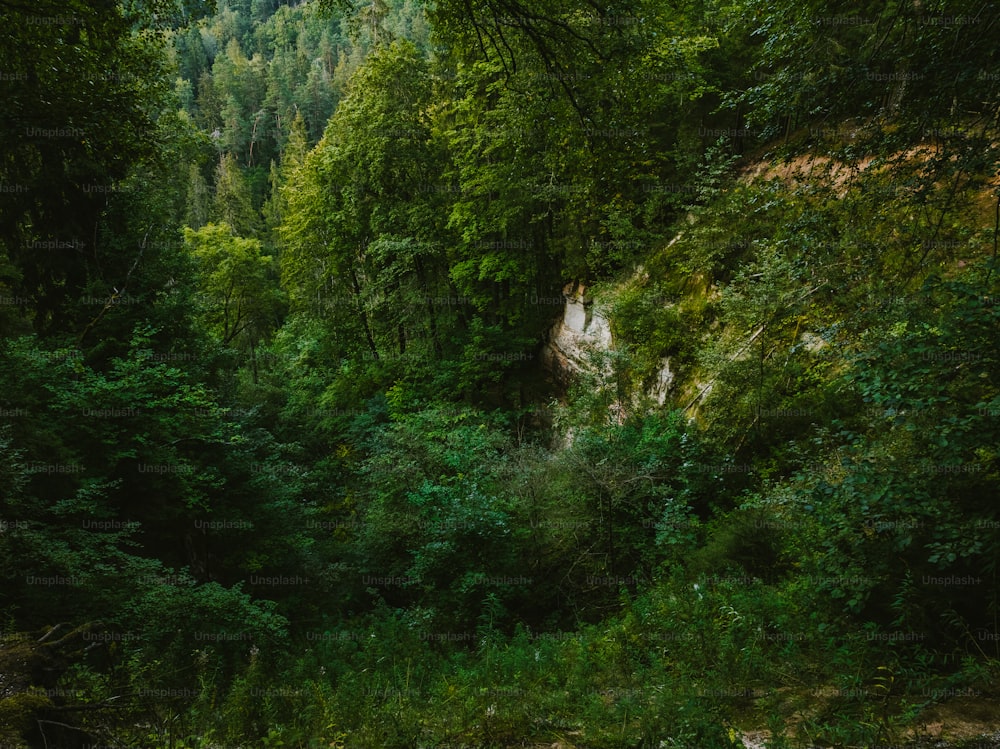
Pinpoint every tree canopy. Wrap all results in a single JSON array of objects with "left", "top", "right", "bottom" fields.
[{"left": 2, "top": 0, "right": 999, "bottom": 745}]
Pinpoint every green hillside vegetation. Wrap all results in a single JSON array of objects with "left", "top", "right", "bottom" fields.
[{"left": 1, "top": 0, "right": 999, "bottom": 746}]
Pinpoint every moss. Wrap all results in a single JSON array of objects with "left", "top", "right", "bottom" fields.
[
  {"left": 0, "top": 632, "right": 63, "bottom": 746},
  {"left": 0, "top": 690, "right": 51, "bottom": 741}
]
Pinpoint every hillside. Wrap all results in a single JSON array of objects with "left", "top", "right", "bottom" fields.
[{"left": 1, "top": 0, "right": 999, "bottom": 747}]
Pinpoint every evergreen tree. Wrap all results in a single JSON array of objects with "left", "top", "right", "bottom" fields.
[
  {"left": 185, "top": 163, "right": 212, "bottom": 229},
  {"left": 212, "top": 152, "right": 262, "bottom": 236}
]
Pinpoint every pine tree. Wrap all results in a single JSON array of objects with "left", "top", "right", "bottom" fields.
[
  {"left": 212, "top": 153, "right": 262, "bottom": 236},
  {"left": 262, "top": 111, "right": 309, "bottom": 239},
  {"left": 185, "top": 163, "right": 211, "bottom": 229}
]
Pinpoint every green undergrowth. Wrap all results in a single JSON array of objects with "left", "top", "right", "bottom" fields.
[{"left": 10, "top": 137, "right": 998, "bottom": 748}]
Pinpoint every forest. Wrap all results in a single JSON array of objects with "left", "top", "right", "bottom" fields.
[{"left": 1, "top": 0, "right": 999, "bottom": 746}]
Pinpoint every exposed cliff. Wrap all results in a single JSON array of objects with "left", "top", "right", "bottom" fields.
[{"left": 539, "top": 282, "right": 613, "bottom": 389}]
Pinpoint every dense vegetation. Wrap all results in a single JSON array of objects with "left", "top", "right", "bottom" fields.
[{"left": 1, "top": 0, "right": 998, "bottom": 746}]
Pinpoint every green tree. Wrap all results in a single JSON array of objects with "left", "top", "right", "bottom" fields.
[
  {"left": 0, "top": 0, "right": 170, "bottom": 333},
  {"left": 184, "top": 223, "right": 284, "bottom": 364},
  {"left": 185, "top": 162, "right": 212, "bottom": 229},
  {"left": 212, "top": 152, "right": 263, "bottom": 236},
  {"left": 730, "top": 0, "right": 1000, "bottom": 146},
  {"left": 280, "top": 40, "right": 452, "bottom": 364},
  {"left": 262, "top": 110, "right": 310, "bottom": 237}
]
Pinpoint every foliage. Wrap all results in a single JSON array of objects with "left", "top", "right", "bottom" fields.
[
  {"left": 3, "top": 0, "right": 1000, "bottom": 745},
  {"left": 184, "top": 221, "right": 285, "bottom": 351}
]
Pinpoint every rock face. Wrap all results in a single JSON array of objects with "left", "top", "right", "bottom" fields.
[
  {"left": 648, "top": 356, "right": 674, "bottom": 406},
  {"left": 540, "top": 282, "right": 678, "bottom": 409},
  {"left": 540, "top": 282, "right": 612, "bottom": 389}
]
